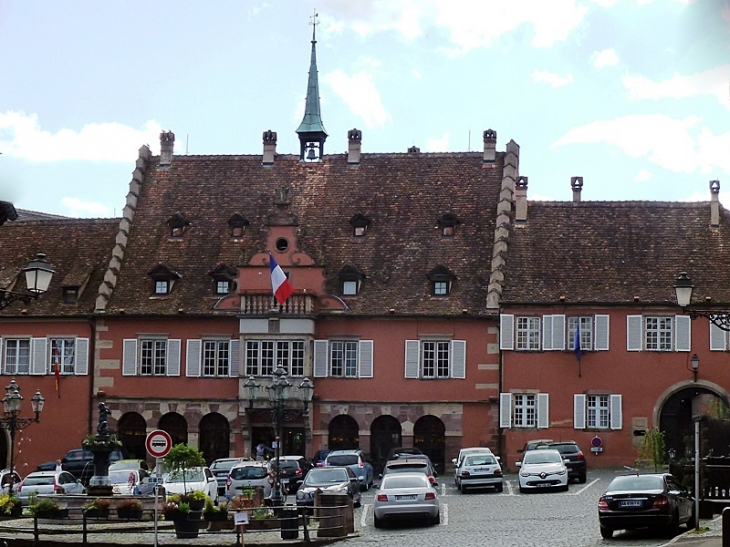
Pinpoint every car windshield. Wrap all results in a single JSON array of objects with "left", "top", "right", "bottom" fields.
[
  {"left": 386, "top": 463, "right": 428, "bottom": 473},
  {"left": 304, "top": 469, "right": 348, "bottom": 485},
  {"left": 327, "top": 455, "right": 358, "bottom": 466},
  {"left": 381, "top": 475, "right": 428, "bottom": 489},
  {"left": 211, "top": 460, "right": 238, "bottom": 472},
  {"left": 109, "top": 461, "right": 143, "bottom": 470},
  {"left": 552, "top": 444, "right": 578, "bottom": 454},
  {"left": 609, "top": 475, "right": 664, "bottom": 491},
  {"left": 166, "top": 468, "right": 205, "bottom": 483},
  {"left": 23, "top": 476, "right": 54, "bottom": 486},
  {"left": 108, "top": 470, "right": 138, "bottom": 483},
  {"left": 229, "top": 466, "right": 268, "bottom": 480},
  {"left": 523, "top": 451, "right": 561, "bottom": 464},
  {"left": 465, "top": 455, "right": 497, "bottom": 466}
]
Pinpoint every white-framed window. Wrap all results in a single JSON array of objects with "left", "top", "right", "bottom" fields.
[
  {"left": 574, "top": 394, "right": 622, "bottom": 430},
  {"left": 123, "top": 338, "right": 181, "bottom": 377},
  {"left": 50, "top": 338, "right": 76, "bottom": 375},
  {"left": 433, "top": 281, "right": 449, "bottom": 296},
  {"left": 3, "top": 339, "right": 30, "bottom": 375},
  {"left": 185, "top": 338, "right": 239, "bottom": 378},
  {"left": 709, "top": 322, "right": 730, "bottom": 351},
  {"left": 342, "top": 281, "right": 358, "bottom": 296},
  {"left": 245, "top": 340, "right": 305, "bottom": 377},
  {"left": 204, "top": 340, "right": 229, "bottom": 377},
  {"left": 404, "top": 339, "right": 466, "bottom": 379},
  {"left": 567, "top": 317, "right": 593, "bottom": 351},
  {"left": 2, "top": 337, "right": 89, "bottom": 376},
  {"left": 499, "top": 392, "right": 549, "bottom": 429},
  {"left": 516, "top": 317, "right": 540, "bottom": 350},
  {"left": 313, "top": 340, "right": 373, "bottom": 378},
  {"left": 626, "top": 315, "right": 691, "bottom": 352},
  {"left": 154, "top": 280, "right": 169, "bottom": 295},
  {"left": 215, "top": 280, "right": 232, "bottom": 295},
  {"left": 501, "top": 314, "right": 610, "bottom": 351}
]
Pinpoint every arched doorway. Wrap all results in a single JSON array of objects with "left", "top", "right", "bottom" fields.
[
  {"left": 370, "top": 415, "right": 402, "bottom": 474},
  {"left": 328, "top": 415, "right": 359, "bottom": 451},
  {"left": 117, "top": 412, "right": 147, "bottom": 460},
  {"left": 159, "top": 412, "right": 188, "bottom": 447},
  {"left": 199, "top": 413, "right": 230, "bottom": 465},
  {"left": 414, "top": 415, "right": 446, "bottom": 474}
]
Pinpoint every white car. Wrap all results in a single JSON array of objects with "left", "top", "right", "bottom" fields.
[
  {"left": 226, "top": 461, "right": 273, "bottom": 500},
  {"left": 373, "top": 472, "right": 439, "bottom": 528},
  {"left": 162, "top": 466, "right": 217, "bottom": 500},
  {"left": 456, "top": 452, "right": 503, "bottom": 493},
  {"left": 452, "top": 447, "right": 496, "bottom": 486},
  {"left": 516, "top": 449, "right": 569, "bottom": 493},
  {"left": 109, "top": 468, "right": 150, "bottom": 495}
]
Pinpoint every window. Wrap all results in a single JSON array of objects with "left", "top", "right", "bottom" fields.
[
  {"left": 645, "top": 317, "right": 672, "bottom": 351},
  {"left": 516, "top": 317, "right": 540, "bottom": 350},
  {"left": 227, "top": 214, "right": 250, "bottom": 238},
  {"left": 155, "top": 280, "right": 169, "bottom": 295},
  {"left": 4, "top": 339, "right": 30, "bottom": 375},
  {"left": 436, "top": 213, "right": 460, "bottom": 237},
  {"left": 313, "top": 340, "right": 373, "bottom": 378},
  {"left": 245, "top": 340, "right": 305, "bottom": 377},
  {"left": 404, "top": 339, "right": 465, "bottom": 379},
  {"left": 587, "top": 395, "right": 609, "bottom": 428},
  {"left": 574, "top": 394, "right": 622, "bottom": 430},
  {"left": 499, "top": 392, "right": 549, "bottom": 429},
  {"left": 4, "top": 337, "right": 89, "bottom": 376},
  {"left": 203, "top": 340, "right": 229, "bottom": 377},
  {"left": 568, "top": 317, "right": 593, "bottom": 351},
  {"left": 338, "top": 265, "right": 364, "bottom": 297},
  {"left": 185, "top": 338, "right": 239, "bottom": 378},
  {"left": 501, "top": 314, "right": 610, "bottom": 352},
  {"left": 122, "top": 338, "right": 181, "bottom": 377},
  {"left": 342, "top": 281, "right": 358, "bottom": 296},
  {"left": 349, "top": 214, "right": 371, "bottom": 237},
  {"left": 433, "top": 282, "right": 448, "bottom": 296},
  {"left": 216, "top": 280, "right": 232, "bottom": 295},
  {"left": 141, "top": 340, "right": 167, "bottom": 375},
  {"left": 167, "top": 212, "right": 190, "bottom": 238},
  {"left": 63, "top": 288, "right": 78, "bottom": 304},
  {"left": 50, "top": 338, "right": 75, "bottom": 374},
  {"left": 513, "top": 394, "right": 536, "bottom": 427},
  {"left": 427, "top": 265, "right": 455, "bottom": 298},
  {"left": 626, "top": 315, "right": 690, "bottom": 352}
]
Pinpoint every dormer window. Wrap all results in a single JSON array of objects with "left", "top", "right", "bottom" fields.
[
  {"left": 349, "top": 214, "right": 371, "bottom": 238},
  {"left": 155, "top": 280, "right": 170, "bottom": 295},
  {"left": 437, "top": 213, "right": 460, "bottom": 238},
  {"left": 209, "top": 264, "right": 237, "bottom": 296},
  {"left": 148, "top": 264, "right": 181, "bottom": 296},
  {"left": 427, "top": 265, "right": 456, "bottom": 297},
  {"left": 167, "top": 212, "right": 191, "bottom": 238},
  {"left": 343, "top": 281, "right": 358, "bottom": 296},
  {"left": 339, "top": 265, "right": 365, "bottom": 297},
  {"left": 63, "top": 287, "right": 78, "bottom": 304},
  {"left": 227, "top": 213, "right": 250, "bottom": 239},
  {"left": 216, "top": 280, "right": 232, "bottom": 295}
]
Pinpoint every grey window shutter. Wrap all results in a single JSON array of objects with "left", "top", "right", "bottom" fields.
[
  {"left": 0, "top": 339, "right": 3, "bottom": 372},
  {"left": 542, "top": 315, "right": 554, "bottom": 350},
  {"left": 405, "top": 340, "right": 420, "bottom": 379},
  {"left": 610, "top": 394, "right": 623, "bottom": 430},
  {"left": 500, "top": 314, "right": 514, "bottom": 350},
  {"left": 552, "top": 315, "right": 565, "bottom": 350},
  {"left": 358, "top": 340, "right": 373, "bottom": 378},
  {"left": 75, "top": 338, "right": 89, "bottom": 375},
  {"left": 167, "top": 339, "right": 181, "bottom": 376},
  {"left": 229, "top": 339, "right": 240, "bottom": 377},
  {"left": 574, "top": 394, "right": 586, "bottom": 429},
  {"left": 186, "top": 339, "right": 202, "bottom": 377},
  {"left": 31, "top": 338, "right": 47, "bottom": 375},
  {"left": 537, "top": 393, "right": 549, "bottom": 429},
  {"left": 675, "top": 315, "right": 691, "bottom": 352},
  {"left": 451, "top": 340, "right": 466, "bottom": 379},
  {"left": 122, "top": 339, "right": 137, "bottom": 376},
  {"left": 594, "top": 315, "right": 610, "bottom": 351},
  {"left": 499, "top": 393, "right": 512, "bottom": 429},
  {"left": 627, "top": 315, "right": 643, "bottom": 351},
  {"left": 710, "top": 322, "right": 727, "bottom": 351},
  {"left": 313, "top": 340, "right": 328, "bottom": 378}
]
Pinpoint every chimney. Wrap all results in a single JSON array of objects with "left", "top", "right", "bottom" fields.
[
  {"left": 262, "top": 130, "right": 277, "bottom": 166},
  {"left": 710, "top": 179, "right": 720, "bottom": 228},
  {"left": 483, "top": 129, "right": 497, "bottom": 163},
  {"left": 515, "top": 176, "right": 528, "bottom": 223},
  {"left": 159, "top": 131, "right": 175, "bottom": 166},
  {"left": 571, "top": 176, "right": 583, "bottom": 203},
  {"left": 347, "top": 128, "right": 362, "bottom": 165}
]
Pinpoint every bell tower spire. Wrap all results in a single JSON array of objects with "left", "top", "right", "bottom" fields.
[{"left": 295, "top": 10, "right": 328, "bottom": 162}]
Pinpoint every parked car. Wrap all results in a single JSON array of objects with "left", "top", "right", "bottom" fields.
[
  {"left": 209, "top": 457, "right": 242, "bottom": 496},
  {"left": 381, "top": 457, "right": 438, "bottom": 485},
  {"left": 295, "top": 466, "right": 361, "bottom": 511},
  {"left": 452, "top": 447, "right": 496, "bottom": 486},
  {"left": 108, "top": 459, "right": 150, "bottom": 472},
  {"left": 108, "top": 468, "right": 150, "bottom": 495},
  {"left": 324, "top": 449, "right": 373, "bottom": 491},
  {"left": 37, "top": 448, "right": 127, "bottom": 483},
  {"left": 226, "top": 461, "right": 272, "bottom": 500},
  {"left": 16, "top": 470, "right": 86, "bottom": 506},
  {"left": 516, "top": 439, "right": 553, "bottom": 453},
  {"left": 598, "top": 473, "right": 696, "bottom": 539},
  {"left": 275, "top": 455, "right": 312, "bottom": 493},
  {"left": 311, "top": 449, "right": 332, "bottom": 468},
  {"left": 0, "top": 469, "right": 22, "bottom": 493},
  {"left": 456, "top": 452, "right": 503, "bottom": 493},
  {"left": 385, "top": 447, "right": 423, "bottom": 461},
  {"left": 545, "top": 441, "right": 586, "bottom": 483},
  {"left": 516, "top": 449, "right": 569, "bottom": 493},
  {"left": 373, "top": 472, "right": 440, "bottom": 528},
  {"left": 162, "top": 466, "right": 217, "bottom": 500}
]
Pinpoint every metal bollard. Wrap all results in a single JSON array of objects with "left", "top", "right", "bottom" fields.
[{"left": 723, "top": 506, "right": 730, "bottom": 547}]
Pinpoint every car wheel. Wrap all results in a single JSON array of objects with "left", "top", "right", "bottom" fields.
[
  {"left": 373, "top": 515, "right": 382, "bottom": 529},
  {"left": 431, "top": 512, "right": 440, "bottom": 526},
  {"left": 496, "top": 483, "right": 503, "bottom": 493},
  {"left": 666, "top": 510, "right": 681, "bottom": 537},
  {"left": 687, "top": 505, "right": 698, "bottom": 530},
  {"left": 579, "top": 473, "right": 586, "bottom": 484},
  {"left": 460, "top": 484, "right": 467, "bottom": 494},
  {"left": 519, "top": 486, "right": 527, "bottom": 494},
  {"left": 599, "top": 526, "right": 613, "bottom": 539},
  {"left": 354, "top": 497, "right": 361, "bottom": 509}
]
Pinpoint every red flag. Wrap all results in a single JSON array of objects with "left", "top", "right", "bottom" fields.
[{"left": 53, "top": 344, "right": 61, "bottom": 397}]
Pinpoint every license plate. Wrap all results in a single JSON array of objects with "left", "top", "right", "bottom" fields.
[
  {"left": 621, "top": 500, "right": 642, "bottom": 507},
  {"left": 396, "top": 495, "right": 417, "bottom": 501},
  {"left": 536, "top": 483, "right": 551, "bottom": 488}
]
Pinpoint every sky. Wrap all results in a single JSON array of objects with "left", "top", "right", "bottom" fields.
[{"left": 1, "top": 0, "right": 729, "bottom": 218}]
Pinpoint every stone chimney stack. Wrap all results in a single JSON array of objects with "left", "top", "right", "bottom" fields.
[
  {"left": 347, "top": 128, "right": 362, "bottom": 165},
  {"left": 483, "top": 129, "right": 497, "bottom": 163},
  {"left": 159, "top": 131, "right": 175, "bottom": 166},
  {"left": 262, "top": 130, "right": 277, "bottom": 166},
  {"left": 710, "top": 179, "right": 720, "bottom": 228},
  {"left": 571, "top": 176, "right": 583, "bottom": 203},
  {"left": 515, "top": 176, "right": 528, "bottom": 223}
]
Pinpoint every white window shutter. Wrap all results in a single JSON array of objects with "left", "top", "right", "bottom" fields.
[
  {"left": 537, "top": 393, "right": 549, "bottom": 429},
  {"left": 358, "top": 340, "right": 373, "bottom": 378},
  {"left": 500, "top": 315, "right": 514, "bottom": 350},
  {"left": 499, "top": 393, "right": 512, "bottom": 429},
  {"left": 552, "top": 315, "right": 566, "bottom": 350},
  {"left": 610, "top": 394, "right": 623, "bottom": 430},
  {"left": 0, "top": 339, "right": 3, "bottom": 372},
  {"left": 313, "top": 340, "right": 328, "bottom": 378},
  {"left": 574, "top": 394, "right": 586, "bottom": 429},
  {"left": 710, "top": 322, "right": 727, "bottom": 351},
  {"left": 229, "top": 339, "right": 240, "bottom": 377},
  {"left": 405, "top": 340, "right": 420, "bottom": 378},
  {"left": 627, "top": 315, "right": 643, "bottom": 351},
  {"left": 167, "top": 339, "right": 181, "bottom": 376},
  {"left": 31, "top": 338, "right": 47, "bottom": 375},
  {"left": 75, "top": 338, "right": 89, "bottom": 375},
  {"left": 186, "top": 339, "right": 202, "bottom": 377},
  {"left": 122, "top": 339, "right": 137, "bottom": 376},
  {"left": 542, "top": 315, "right": 554, "bottom": 350},
  {"left": 594, "top": 315, "right": 610, "bottom": 351},
  {"left": 675, "top": 315, "right": 691, "bottom": 352},
  {"left": 451, "top": 340, "right": 466, "bottom": 379}
]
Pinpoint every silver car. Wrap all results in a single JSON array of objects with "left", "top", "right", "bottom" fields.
[
  {"left": 373, "top": 472, "right": 439, "bottom": 528},
  {"left": 226, "top": 461, "right": 272, "bottom": 500},
  {"left": 16, "top": 470, "right": 86, "bottom": 505},
  {"left": 457, "top": 452, "right": 503, "bottom": 493}
]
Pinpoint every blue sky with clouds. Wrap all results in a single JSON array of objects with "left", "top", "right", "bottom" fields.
[{"left": 1, "top": 0, "right": 728, "bottom": 217}]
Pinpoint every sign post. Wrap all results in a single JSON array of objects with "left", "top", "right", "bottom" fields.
[{"left": 146, "top": 430, "right": 172, "bottom": 547}]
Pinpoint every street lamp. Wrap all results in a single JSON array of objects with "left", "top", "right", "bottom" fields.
[
  {"left": 688, "top": 354, "right": 699, "bottom": 383},
  {"left": 0, "top": 379, "right": 44, "bottom": 494},
  {"left": 674, "top": 272, "right": 730, "bottom": 331},
  {"left": 0, "top": 253, "right": 55, "bottom": 310}
]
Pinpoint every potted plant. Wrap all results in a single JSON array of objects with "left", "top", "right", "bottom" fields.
[
  {"left": 84, "top": 498, "right": 111, "bottom": 519},
  {"left": 163, "top": 443, "right": 205, "bottom": 495},
  {"left": 203, "top": 497, "right": 229, "bottom": 522},
  {"left": 181, "top": 490, "right": 208, "bottom": 511},
  {"left": 162, "top": 496, "right": 199, "bottom": 539},
  {"left": 0, "top": 494, "right": 22, "bottom": 517},
  {"left": 30, "top": 499, "right": 68, "bottom": 519},
  {"left": 115, "top": 498, "right": 143, "bottom": 520}
]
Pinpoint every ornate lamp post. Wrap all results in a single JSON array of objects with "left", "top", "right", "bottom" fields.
[
  {"left": 0, "top": 253, "right": 54, "bottom": 310},
  {"left": 674, "top": 272, "right": 730, "bottom": 331},
  {"left": 0, "top": 379, "right": 44, "bottom": 494}
]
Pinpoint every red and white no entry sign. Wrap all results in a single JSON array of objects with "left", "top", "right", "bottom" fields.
[{"left": 145, "top": 429, "right": 173, "bottom": 458}]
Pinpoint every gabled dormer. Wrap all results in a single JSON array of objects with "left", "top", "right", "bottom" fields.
[
  {"left": 437, "top": 213, "right": 460, "bottom": 237},
  {"left": 339, "top": 265, "right": 366, "bottom": 297},
  {"left": 60, "top": 264, "right": 94, "bottom": 305},
  {"left": 209, "top": 264, "right": 237, "bottom": 295},
  {"left": 227, "top": 214, "right": 250, "bottom": 239},
  {"left": 148, "top": 264, "right": 181, "bottom": 296},
  {"left": 167, "top": 212, "right": 191, "bottom": 238},
  {"left": 427, "top": 265, "right": 456, "bottom": 297},
  {"left": 349, "top": 214, "right": 371, "bottom": 237}
]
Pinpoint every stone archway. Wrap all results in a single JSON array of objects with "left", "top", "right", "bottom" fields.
[
  {"left": 199, "top": 412, "right": 230, "bottom": 465},
  {"left": 117, "top": 412, "right": 147, "bottom": 460},
  {"left": 159, "top": 412, "right": 188, "bottom": 447},
  {"left": 328, "top": 415, "right": 359, "bottom": 451},
  {"left": 370, "top": 415, "right": 402, "bottom": 474},
  {"left": 414, "top": 415, "right": 446, "bottom": 474}
]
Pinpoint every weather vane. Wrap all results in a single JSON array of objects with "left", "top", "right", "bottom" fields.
[{"left": 309, "top": 9, "right": 319, "bottom": 40}]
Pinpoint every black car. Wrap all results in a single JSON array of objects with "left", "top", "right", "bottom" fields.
[
  {"left": 275, "top": 455, "right": 312, "bottom": 493},
  {"left": 380, "top": 455, "right": 439, "bottom": 485},
  {"left": 546, "top": 441, "right": 586, "bottom": 483},
  {"left": 37, "top": 448, "right": 127, "bottom": 483},
  {"left": 598, "top": 473, "right": 696, "bottom": 539},
  {"left": 385, "top": 447, "right": 423, "bottom": 461},
  {"left": 295, "top": 466, "right": 361, "bottom": 512}
]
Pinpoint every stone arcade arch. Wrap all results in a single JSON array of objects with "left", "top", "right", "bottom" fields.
[
  {"left": 198, "top": 412, "right": 230, "bottom": 465},
  {"left": 328, "top": 415, "right": 359, "bottom": 451},
  {"left": 370, "top": 415, "right": 402, "bottom": 474},
  {"left": 117, "top": 412, "right": 147, "bottom": 460},
  {"left": 158, "top": 412, "right": 188, "bottom": 447},
  {"left": 414, "top": 415, "right": 446, "bottom": 474}
]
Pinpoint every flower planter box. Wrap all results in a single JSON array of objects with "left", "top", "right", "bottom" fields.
[
  {"left": 85, "top": 508, "right": 110, "bottom": 519},
  {"left": 172, "top": 513, "right": 202, "bottom": 538},
  {"left": 116, "top": 508, "right": 143, "bottom": 521},
  {"left": 35, "top": 509, "right": 69, "bottom": 520},
  {"left": 245, "top": 518, "right": 279, "bottom": 530}
]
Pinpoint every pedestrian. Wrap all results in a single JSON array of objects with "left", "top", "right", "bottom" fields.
[
  {"left": 255, "top": 443, "right": 270, "bottom": 461},
  {"left": 55, "top": 459, "right": 63, "bottom": 472}
]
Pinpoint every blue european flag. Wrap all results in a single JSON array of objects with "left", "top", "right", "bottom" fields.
[{"left": 574, "top": 321, "right": 582, "bottom": 361}]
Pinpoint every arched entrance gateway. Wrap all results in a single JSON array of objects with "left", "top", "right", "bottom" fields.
[
  {"left": 159, "top": 412, "right": 188, "bottom": 447},
  {"left": 414, "top": 415, "right": 446, "bottom": 474},
  {"left": 328, "top": 415, "right": 359, "bottom": 451},
  {"left": 370, "top": 415, "right": 402, "bottom": 474},
  {"left": 199, "top": 413, "right": 230, "bottom": 465},
  {"left": 117, "top": 412, "right": 147, "bottom": 460}
]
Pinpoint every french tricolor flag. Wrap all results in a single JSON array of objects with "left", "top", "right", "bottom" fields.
[{"left": 269, "top": 253, "right": 294, "bottom": 305}]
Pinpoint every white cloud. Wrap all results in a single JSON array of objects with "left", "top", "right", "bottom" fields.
[
  {"left": 60, "top": 197, "right": 112, "bottom": 218},
  {"left": 426, "top": 132, "right": 450, "bottom": 151},
  {"left": 530, "top": 193, "right": 559, "bottom": 201},
  {"left": 532, "top": 70, "right": 574, "bottom": 88},
  {"left": 679, "top": 191, "right": 710, "bottom": 202},
  {"left": 0, "top": 111, "right": 162, "bottom": 162},
  {"left": 591, "top": 48, "right": 619, "bottom": 68},
  {"left": 634, "top": 169, "right": 654, "bottom": 182},
  {"left": 412, "top": 69, "right": 422, "bottom": 79},
  {"left": 623, "top": 65, "right": 730, "bottom": 109},
  {"left": 324, "top": 70, "right": 390, "bottom": 128},
  {"left": 590, "top": 0, "right": 618, "bottom": 6}
]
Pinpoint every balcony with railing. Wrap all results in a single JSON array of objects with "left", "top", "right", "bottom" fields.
[{"left": 240, "top": 293, "right": 315, "bottom": 315}]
